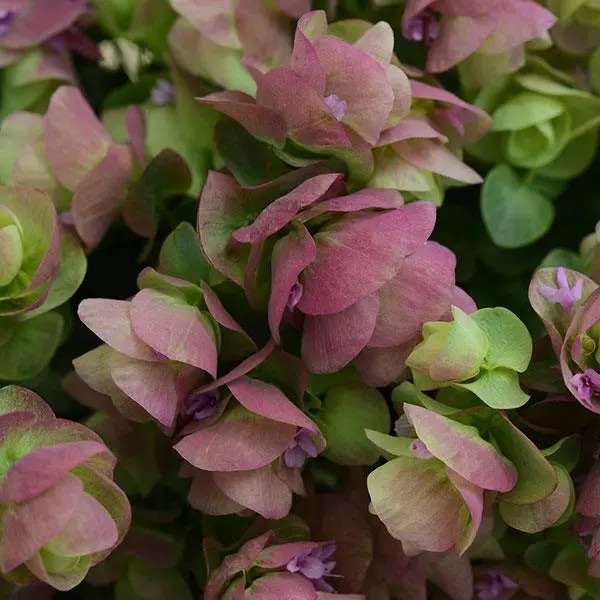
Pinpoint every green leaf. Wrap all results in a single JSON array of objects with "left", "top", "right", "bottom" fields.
[
  {"left": 315, "top": 383, "right": 391, "bottom": 466},
  {"left": 158, "top": 222, "right": 211, "bottom": 285},
  {"left": 499, "top": 464, "right": 572, "bottom": 533},
  {"left": 472, "top": 307, "right": 532, "bottom": 372},
  {"left": 492, "top": 92, "right": 565, "bottom": 132},
  {"left": 26, "top": 232, "right": 87, "bottom": 319},
  {"left": 455, "top": 368, "right": 529, "bottom": 409},
  {"left": 591, "top": 46, "right": 600, "bottom": 95},
  {"left": 481, "top": 164, "right": 554, "bottom": 248},
  {"left": 365, "top": 430, "right": 414, "bottom": 458},
  {"left": 124, "top": 148, "right": 192, "bottom": 239},
  {"left": 489, "top": 413, "right": 557, "bottom": 504},
  {"left": 214, "top": 119, "right": 288, "bottom": 186},
  {"left": 542, "top": 434, "right": 581, "bottom": 472},
  {"left": 0, "top": 312, "right": 64, "bottom": 380}
]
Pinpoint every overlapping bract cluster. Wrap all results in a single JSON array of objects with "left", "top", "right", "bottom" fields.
[{"left": 0, "top": 385, "right": 130, "bottom": 591}]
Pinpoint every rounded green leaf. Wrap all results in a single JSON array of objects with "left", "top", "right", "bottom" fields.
[
  {"left": 455, "top": 368, "right": 529, "bottom": 410},
  {"left": 481, "top": 164, "right": 554, "bottom": 248},
  {"left": 472, "top": 307, "right": 532, "bottom": 372},
  {"left": 315, "top": 383, "right": 390, "bottom": 465}
]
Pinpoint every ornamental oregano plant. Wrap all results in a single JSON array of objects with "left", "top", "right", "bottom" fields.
[{"left": 3, "top": 1, "right": 600, "bottom": 599}]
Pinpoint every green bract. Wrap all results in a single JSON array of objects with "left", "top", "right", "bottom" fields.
[
  {"left": 0, "top": 186, "right": 86, "bottom": 380},
  {"left": 406, "top": 306, "right": 533, "bottom": 409},
  {"left": 470, "top": 58, "right": 600, "bottom": 180}
]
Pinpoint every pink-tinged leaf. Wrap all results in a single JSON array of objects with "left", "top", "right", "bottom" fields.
[
  {"left": 449, "top": 286, "right": 477, "bottom": 314},
  {"left": 299, "top": 202, "right": 436, "bottom": 315},
  {"left": 233, "top": 173, "right": 343, "bottom": 244},
  {"left": 378, "top": 119, "right": 444, "bottom": 146},
  {"left": 0, "top": 441, "right": 109, "bottom": 504},
  {"left": 0, "top": 385, "right": 54, "bottom": 419},
  {"left": 313, "top": 36, "right": 393, "bottom": 145},
  {"left": 405, "top": 404, "right": 517, "bottom": 492},
  {"left": 291, "top": 25, "right": 326, "bottom": 94},
  {"left": 480, "top": 0, "right": 557, "bottom": 54},
  {"left": 256, "top": 542, "right": 318, "bottom": 569},
  {"left": 187, "top": 469, "right": 245, "bottom": 515},
  {"left": 1, "top": 0, "right": 87, "bottom": 49},
  {"left": 370, "top": 242, "right": 455, "bottom": 347},
  {"left": 204, "top": 533, "right": 272, "bottom": 600},
  {"left": 354, "top": 342, "right": 415, "bottom": 387},
  {"left": 269, "top": 224, "right": 316, "bottom": 343},
  {"left": 200, "top": 91, "right": 287, "bottom": 148},
  {"left": 275, "top": 0, "right": 310, "bottom": 17},
  {"left": 302, "top": 294, "right": 379, "bottom": 373},
  {"left": 296, "top": 10, "right": 328, "bottom": 39},
  {"left": 44, "top": 86, "right": 111, "bottom": 191},
  {"left": 410, "top": 81, "right": 491, "bottom": 144},
  {"left": 228, "top": 376, "right": 318, "bottom": 431},
  {"left": 194, "top": 340, "right": 276, "bottom": 394},
  {"left": 447, "top": 469, "right": 484, "bottom": 555},
  {"left": 0, "top": 474, "right": 82, "bottom": 573},
  {"left": 367, "top": 456, "right": 467, "bottom": 553},
  {"left": 235, "top": 0, "right": 293, "bottom": 67},
  {"left": 431, "top": 0, "right": 501, "bottom": 15},
  {"left": 110, "top": 355, "right": 179, "bottom": 427},
  {"left": 25, "top": 551, "right": 92, "bottom": 592},
  {"left": 299, "top": 188, "right": 404, "bottom": 222},
  {"left": 395, "top": 139, "right": 482, "bottom": 184},
  {"left": 354, "top": 21, "right": 394, "bottom": 64},
  {"left": 246, "top": 572, "right": 318, "bottom": 599},
  {"left": 78, "top": 299, "right": 156, "bottom": 361},
  {"left": 257, "top": 68, "right": 351, "bottom": 149},
  {"left": 171, "top": 0, "right": 239, "bottom": 48},
  {"left": 577, "top": 463, "right": 600, "bottom": 519},
  {"left": 315, "top": 493, "right": 373, "bottom": 593},
  {"left": 125, "top": 106, "right": 146, "bottom": 164},
  {"left": 213, "top": 465, "right": 293, "bottom": 519},
  {"left": 129, "top": 288, "right": 217, "bottom": 376},
  {"left": 388, "top": 65, "right": 412, "bottom": 122},
  {"left": 71, "top": 144, "right": 133, "bottom": 250},
  {"left": 426, "top": 13, "right": 498, "bottom": 74},
  {"left": 44, "top": 492, "right": 118, "bottom": 556},
  {"left": 174, "top": 405, "right": 296, "bottom": 471}
]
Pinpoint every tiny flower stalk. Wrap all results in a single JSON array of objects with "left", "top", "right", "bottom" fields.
[
  {"left": 0, "top": 385, "right": 130, "bottom": 591},
  {"left": 406, "top": 306, "right": 533, "bottom": 409}
]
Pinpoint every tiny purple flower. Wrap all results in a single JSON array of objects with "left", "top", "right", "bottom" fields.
[
  {"left": 182, "top": 390, "right": 219, "bottom": 421},
  {"left": 324, "top": 94, "right": 348, "bottom": 122},
  {"left": 475, "top": 572, "right": 519, "bottom": 600},
  {"left": 286, "top": 281, "right": 304, "bottom": 312},
  {"left": 151, "top": 80, "right": 176, "bottom": 106},
  {"left": 286, "top": 543, "right": 337, "bottom": 593},
  {"left": 283, "top": 427, "right": 318, "bottom": 468},
  {"left": 539, "top": 267, "right": 584, "bottom": 314},
  {"left": 0, "top": 9, "right": 16, "bottom": 38},
  {"left": 570, "top": 368, "right": 600, "bottom": 408},
  {"left": 403, "top": 11, "right": 440, "bottom": 44},
  {"left": 409, "top": 439, "right": 433, "bottom": 460}
]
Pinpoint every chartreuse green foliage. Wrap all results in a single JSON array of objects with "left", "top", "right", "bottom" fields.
[{"left": 407, "top": 306, "right": 533, "bottom": 409}]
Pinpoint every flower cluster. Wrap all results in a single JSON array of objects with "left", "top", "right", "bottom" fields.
[{"left": 3, "top": 0, "right": 600, "bottom": 598}]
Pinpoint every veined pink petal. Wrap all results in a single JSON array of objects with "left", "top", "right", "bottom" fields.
[
  {"left": 233, "top": 174, "right": 343, "bottom": 244},
  {"left": 432, "top": 0, "right": 501, "bottom": 16},
  {"left": 0, "top": 441, "right": 109, "bottom": 504},
  {"left": 354, "top": 341, "right": 416, "bottom": 387},
  {"left": 43, "top": 492, "right": 118, "bottom": 557},
  {"left": 257, "top": 67, "right": 351, "bottom": 149},
  {"left": 394, "top": 139, "right": 482, "bottom": 183},
  {"left": 200, "top": 91, "right": 287, "bottom": 148},
  {"left": 129, "top": 288, "right": 218, "bottom": 376},
  {"left": 174, "top": 406, "right": 296, "bottom": 472},
  {"left": 404, "top": 404, "right": 517, "bottom": 492},
  {"left": 354, "top": 21, "right": 394, "bottom": 64},
  {"left": 246, "top": 572, "right": 318, "bottom": 599},
  {"left": 187, "top": 469, "right": 245, "bottom": 516},
  {"left": 78, "top": 299, "right": 157, "bottom": 361},
  {"left": 1, "top": 0, "right": 87, "bottom": 49},
  {"left": 313, "top": 36, "right": 393, "bottom": 145},
  {"left": 0, "top": 474, "right": 82, "bottom": 573},
  {"left": 228, "top": 376, "right": 318, "bottom": 431},
  {"left": 45, "top": 87, "right": 112, "bottom": 192},
  {"left": 171, "top": 0, "right": 239, "bottom": 48},
  {"left": 447, "top": 469, "right": 484, "bottom": 555},
  {"left": 370, "top": 242, "right": 455, "bottom": 347},
  {"left": 71, "top": 144, "right": 133, "bottom": 250},
  {"left": 110, "top": 355, "right": 180, "bottom": 427},
  {"left": 299, "top": 202, "right": 437, "bottom": 315},
  {"left": 214, "top": 466, "right": 293, "bottom": 519},
  {"left": 291, "top": 24, "right": 326, "bottom": 94},
  {"left": 302, "top": 294, "right": 379, "bottom": 373},
  {"left": 269, "top": 224, "right": 316, "bottom": 343},
  {"left": 378, "top": 119, "right": 445, "bottom": 146},
  {"left": 274, "top": 0, "right": 311, "bottom": 18}
]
